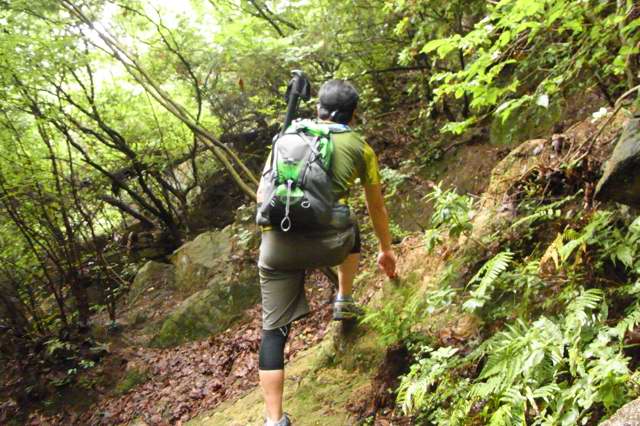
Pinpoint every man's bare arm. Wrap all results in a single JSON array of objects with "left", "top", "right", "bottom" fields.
[{"left": 364, "top": 184, "right": 397, "bottom": 278}]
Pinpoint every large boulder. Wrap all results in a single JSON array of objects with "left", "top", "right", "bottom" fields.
[
  {"left": 124, "top": 219, "right": 261, "bottom": 346},
  {"left": 149, "top": 267, "right": 259, "bottom": 348},
  {"left": 600, "top": 398, "right": 640, "bottom": 426},
  {"left": 122, "top": 261, "right": 177, "bottom": 332},
  {"left": 595, "top": 114, "right": 640, "bottom": 207},
  {"left": 170, "top": 227, "right": 234, "bottom": 294},
  {"left": 127, "top": 261, "right": 176, "bottom": 306}
]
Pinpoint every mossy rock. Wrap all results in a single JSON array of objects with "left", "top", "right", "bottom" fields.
[
  {"left": 170, "top": 227, "right": 234, "bottom": 294},
  {"left": 127, "top": 261, "right": 176, "bottom": 306},
  {"left": 149, "top": 268, "right": 259, "bottom": 348},
  {"left": 600, "top": 397, "right": 640, "bottom": 426},
  {"left": 490, "top": 102, "right": 561, "bottom": 146}
]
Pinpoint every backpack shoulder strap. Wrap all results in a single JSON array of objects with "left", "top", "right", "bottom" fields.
[
  {"left": 324, "top": 123, "right": 351, "bottom": 133},
  {"left": 284, "top": 119, "right": 351, "bottom": 136}
]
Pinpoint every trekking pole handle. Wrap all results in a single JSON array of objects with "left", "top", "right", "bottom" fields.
[
  {"left": 281, "top": 70, "right": 311, "bottom": 136},
  {"left": 289, "top": 70, "right": 310, "bottom": 99}
]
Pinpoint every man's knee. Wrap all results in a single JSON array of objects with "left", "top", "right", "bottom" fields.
[{"left": 259, "top": 325, "right": 291, "bottom": 370}]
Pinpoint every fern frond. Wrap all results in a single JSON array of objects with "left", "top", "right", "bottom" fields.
[
  {"left": 532, "top": 383, "right": 561, "bottom": 403},
  {"left": 489, "top": 398, "right": 526, "bottom": 426},
  {"left": 511, "top": 194, "right": 576, "bottom": 229},
  {"left": 471, "top": 376, "right": 504, "bottom": 398},
  {"left": 614, "top": 303, "right": 640, "bottom": 340},
  {"left": 567, "top": 288, "right": 604, "bottom": 317},
  {"left": 557, "top": 212, "right": 613, "bottom": 265},
  {"left": 488, "top": 405, "right": 512, "bottom": 426},
  {"left": 463, "top": 251, "right": 514, "bottom": 312}
]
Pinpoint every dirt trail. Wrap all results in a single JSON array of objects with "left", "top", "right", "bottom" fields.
[
  {"left": 188, "top": 237, "right": 431, "bottom": 426},
  {"left": 109, "top": 135, "right": 499, "bottom": 426}
]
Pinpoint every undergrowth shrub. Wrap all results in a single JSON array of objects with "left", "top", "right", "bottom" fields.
[
  {"left": 423, "top": 184, "right": 475, "bottom": 252},
  {"left": 397, "top": 207, "right": 640, "bottom": 425},
  {"left": 361, "top": 286, "right": 427, "bottom": 347}
]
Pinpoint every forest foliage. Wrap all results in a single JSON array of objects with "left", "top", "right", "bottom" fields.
[
  {"left": 385, "top": 195, "right": 640, "bottom": 424},
  {"left": 1, "top": 0, "right": 640, "bottom": 423}
]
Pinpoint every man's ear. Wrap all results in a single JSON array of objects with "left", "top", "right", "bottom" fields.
[{"left": 348, "top": 109, "right": 357, "bottom": 126}]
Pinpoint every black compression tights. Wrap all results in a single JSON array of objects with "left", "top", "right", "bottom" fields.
[{"left": 258, "top": 324, "right": 291, "bottom": 370}]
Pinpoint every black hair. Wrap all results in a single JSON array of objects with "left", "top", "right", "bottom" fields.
[{"left": 317, "top": 79, "right": 359, "bottom": 124}]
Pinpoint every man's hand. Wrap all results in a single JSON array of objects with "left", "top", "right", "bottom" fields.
[{"left": 377, "top": 249, "right": 397, "bottom": 279}]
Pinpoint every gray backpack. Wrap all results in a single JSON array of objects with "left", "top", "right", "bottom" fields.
[{"left": 257, "top": 119, "right": 350, "bottom": 232}]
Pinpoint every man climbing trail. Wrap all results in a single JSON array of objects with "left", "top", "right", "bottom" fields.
[{"left": 256, "top": 79, "right": 397, "bottom": 426}]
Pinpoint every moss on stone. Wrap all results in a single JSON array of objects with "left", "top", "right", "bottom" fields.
[
  {"left": 128, "top": 261, "right": 176, "bottom": 306},
  {"left": 170, "top": 228, "right": 234, "bottom": 294},
  {"left": 149, "top": 270, "right": 259, "bottom": 348},
  {"left": 114, "top": 368, "right": 149, "bottom": 396}
]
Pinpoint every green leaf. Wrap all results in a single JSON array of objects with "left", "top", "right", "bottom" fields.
[
  {"left": 440, "top": 117, "right": 478, "bottom": 135},
  {"left": 615, "top": 245, "right": 634, "bottom": 268},
  {"left": 497, "top": 30, "right": 512, "bottom": 48},
  {"left": 421, "top": 35, "right": 461, "bottom": 57}
]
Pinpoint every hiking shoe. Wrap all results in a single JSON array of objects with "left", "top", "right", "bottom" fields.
[
  {"left": 332, "top": 296, "right": 364, "bottom": 321},
  {"left": 264, "top": 413, "right": 291, "bottom": 426}
]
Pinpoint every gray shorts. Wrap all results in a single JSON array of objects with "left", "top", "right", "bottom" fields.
[{"left": 258, "top": 226, "right": 356, "bottom": 330}]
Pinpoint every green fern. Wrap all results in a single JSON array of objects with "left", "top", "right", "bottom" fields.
[
  {"left": 422, "top": 183, "right": 475, "bottom": 253},
  {"left": 613, "top": 301, "right": 640, "bottom": 342},
  {"left": 361, "top": 287, "right": 424, "bottom": 346},
  {"left": 510, "top": 194, "right": 577, "bottom": 229},
  {"left": 397, "top": 346, "right": 460, "bottom": 415},
  {"left": 463, "top": 251, "right": 514, "bottom": 312},
  {"left": 566, "top": 288, "right": 604, "bottom": 317},
  {"left": 396, "top": 209, "right": 640, "bottom": 424},
  {"left": 556, "top": 211, "right": 613, "bottom": 265},
  {"left": 488, "top": 404, "right": 518, "bottom": 426}
]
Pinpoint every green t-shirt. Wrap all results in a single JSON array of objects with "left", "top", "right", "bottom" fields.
[{"left": 329, "top": 128, "right": 381, "bottom": 200}]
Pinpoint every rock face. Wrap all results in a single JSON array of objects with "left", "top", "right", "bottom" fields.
[
  {"left": 170, "top": 228, "right": 234, "bottom": 294},
  {"left": 146, "top": 223, "right": 261, "bottom": 347},
  {"left": 595, "top": 115, "right": 640, "bottom": 207},
  {"left": 121, "top": 221, "right": 261, "bottom": 347},
  {"left": 600, "top": 398, "right": 640, "bottom": 426},
  {"left": 149, "top": 267, "right": 259, "bottom": 348},
  {"left": 128, "top": 261, "right": 176, "bottom": 306}
]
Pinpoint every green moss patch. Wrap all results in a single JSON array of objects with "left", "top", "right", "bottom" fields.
[
  {"left": 149, "top": 274, "right": 259, "bottom": 348},
  {"left": 189, "top": 320, "right": 387, "bottom": 426},
  {"left": 115, "top": 368, "right": 150, "bottom": 396}
]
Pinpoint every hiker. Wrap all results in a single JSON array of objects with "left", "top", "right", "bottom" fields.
[{"left": 256, "top": 79, "right": 397, "bottom": 426}]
